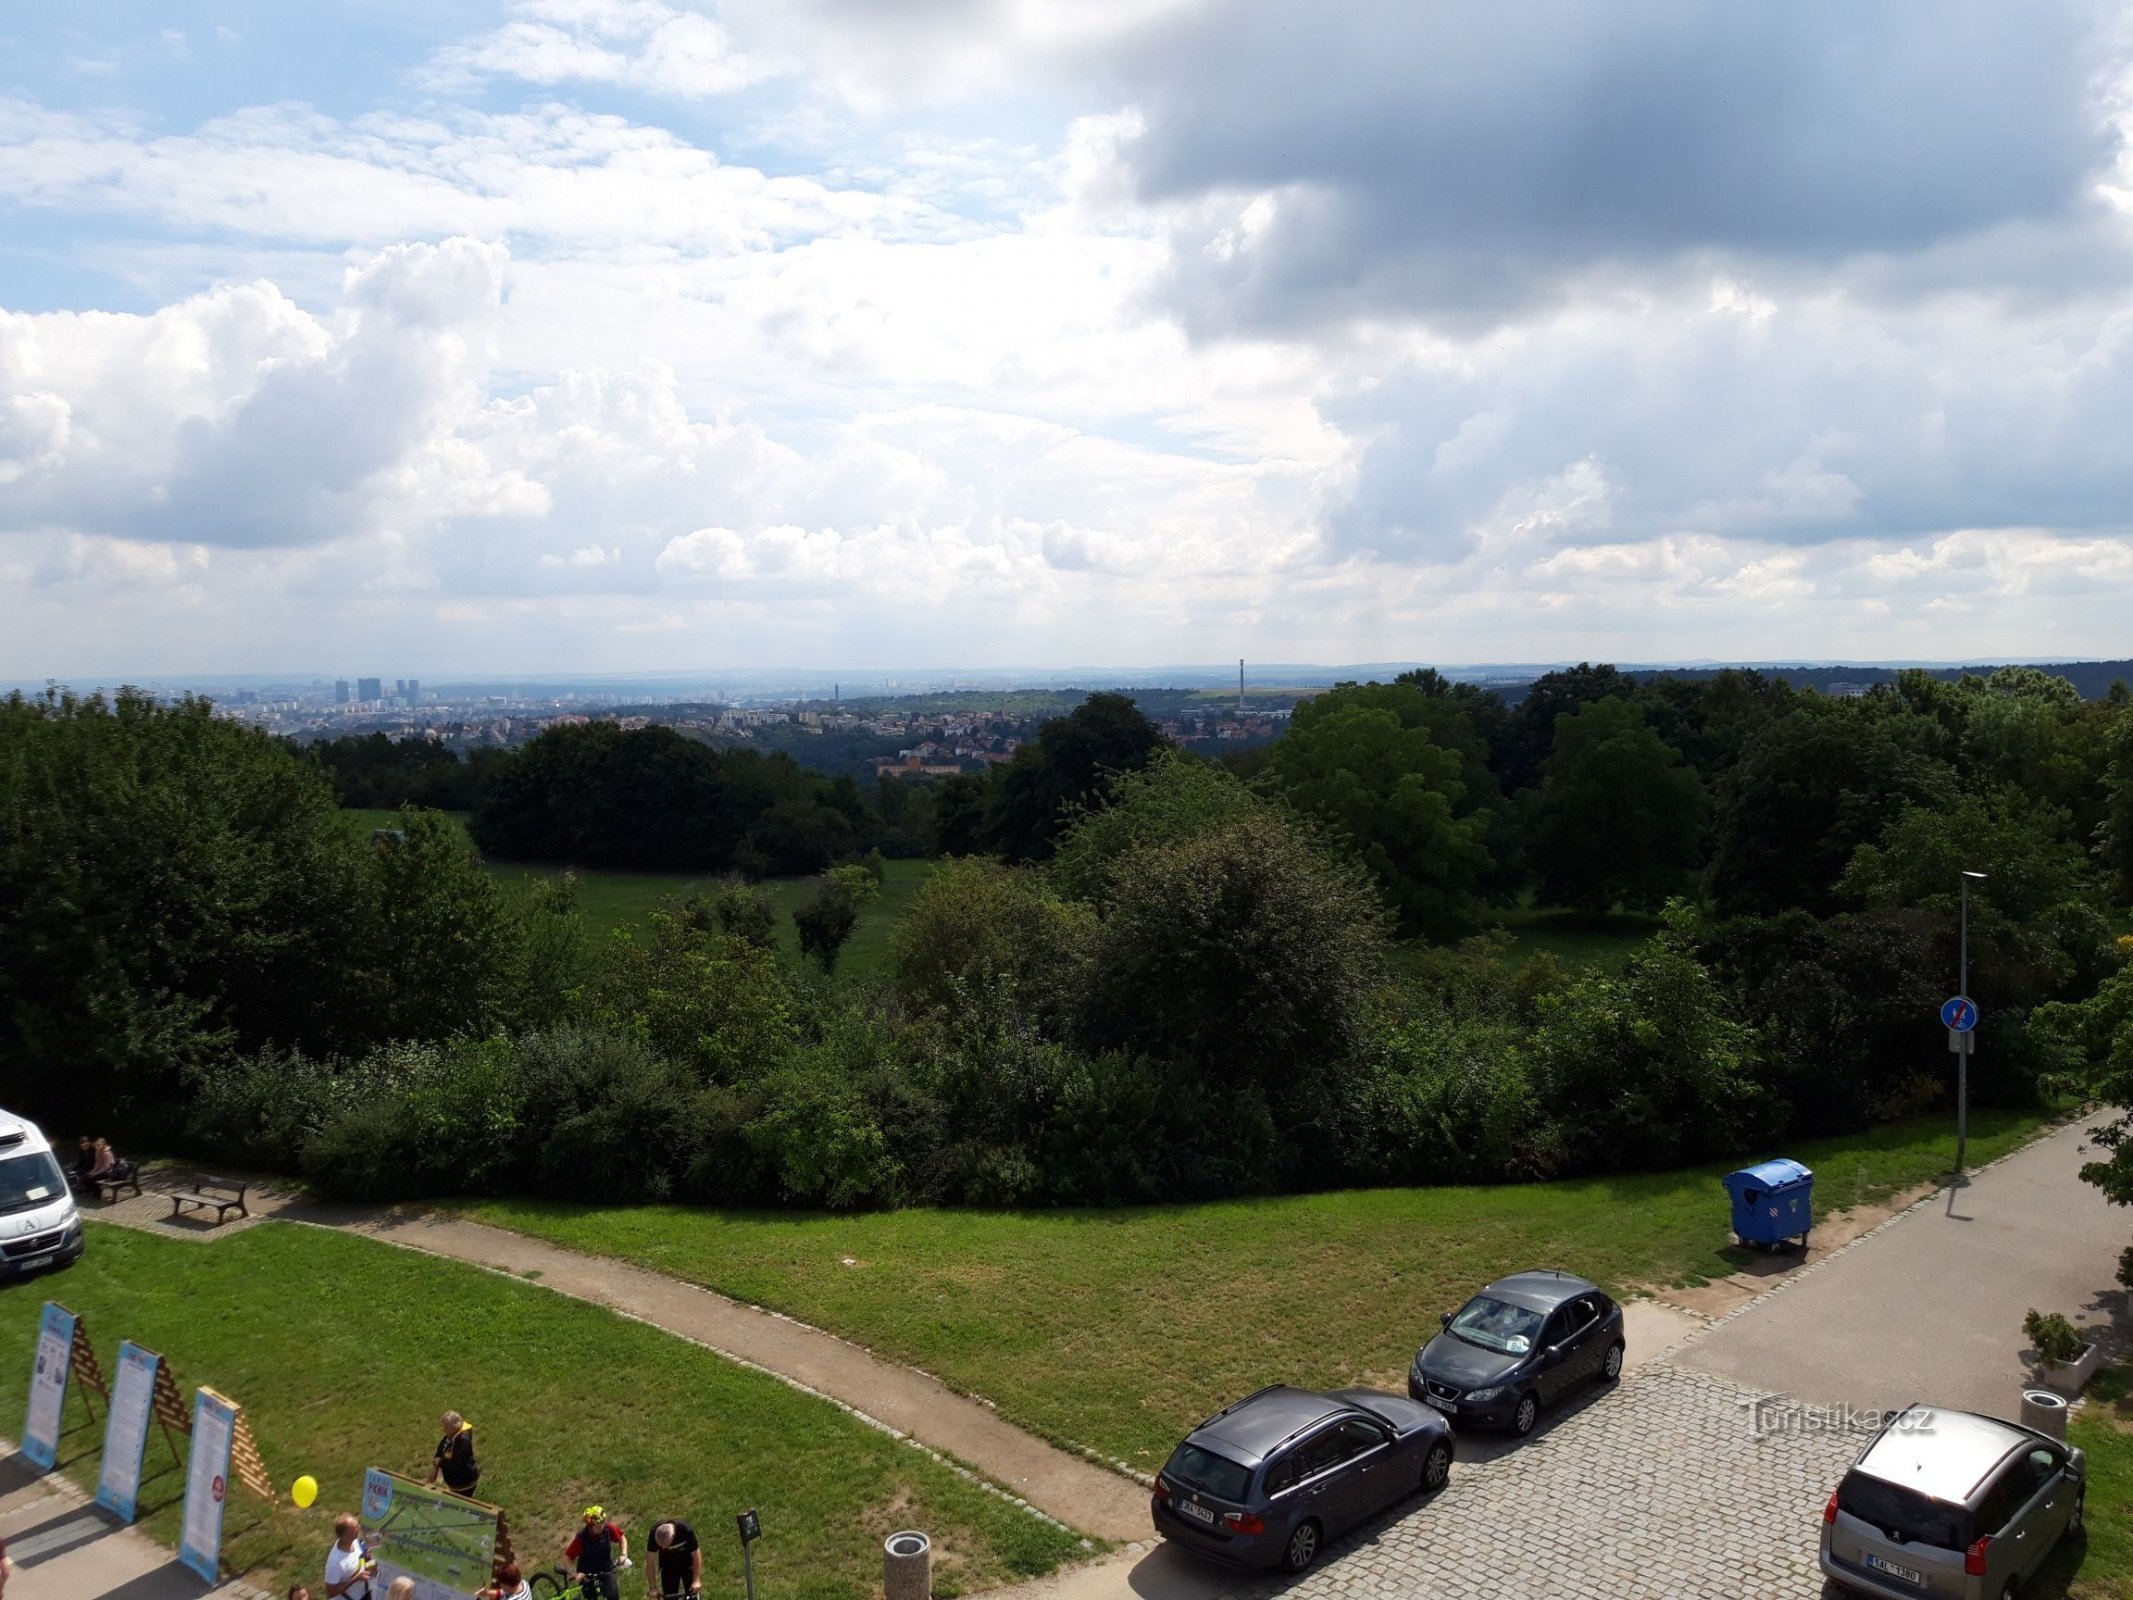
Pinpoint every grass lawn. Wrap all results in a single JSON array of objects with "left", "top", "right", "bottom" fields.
[
  {"left": 1485, "top": 904, "right": 1662, "bottom": 970},
  {"left": 345, "top": 807, "right": 932, "bottom": 969},
  {"left": 463, "top": 1107, "right": 2060, "bottom": 1474},
  {"left": 0, "top": 1223, "right": 1083, "bottom": 1599},
  {"left": 2035, "top": 1361, "right": 2133, "bottom": 1598}
]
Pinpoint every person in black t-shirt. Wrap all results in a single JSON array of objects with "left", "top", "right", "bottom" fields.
[
  {"left": 428, "top": 1412, "right": 480, "bottom": 1497},
  {"left": 646, "top": 1521, "right": 701, "bottom": 1598}
]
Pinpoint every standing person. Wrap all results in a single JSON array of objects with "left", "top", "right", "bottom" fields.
[
  {"left": 386, "top": 1582, "right": 416, "bottom": 1600},
  {"left": 646, "top": 1521, "right": 702, "bottom": 1599},
  {"left": 564, "top": 1506, "right": 628, "bottom": 1600},
  {"left": 479, "top": 1560, "right": 533, "bottom": 1600},
  {"left": 427, "top": 1411, "right": 480, "bottom": 1498},
  {"left": 324, "top": 1515, "right": 379, "bottom": 1600}
]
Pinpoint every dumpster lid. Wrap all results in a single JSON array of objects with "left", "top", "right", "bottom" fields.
[{"left": 1724, "top": 1157, "right": 1812, "bottom": 1190}]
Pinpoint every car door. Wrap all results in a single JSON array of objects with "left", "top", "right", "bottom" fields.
[
  {"left": 1561, "top": 1295, "right": 1606, "bottom": 1383},
  {"left": 1278, "top": 1426, "right": 1355, "bottom": 1535},
  {"left": 1534, "top": 1306, "right": 1586, "bottom": 1400},
  {"left": 1325, "top": 1417, "right": 1398, "bottom": 1531},
  {"left": 2008, "top": 1445, "right": 2075, "bottom": 1578}
]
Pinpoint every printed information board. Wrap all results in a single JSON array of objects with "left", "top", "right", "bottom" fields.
[
  {"left": 361, "top": 1468, "right": 501, "bottom": 1600},
  {"left": 95, "top": 1342, "right": 161, "bottom": 1522},
  {"left": 22, "top": 1301, "right": 75, "bottom": 1470},
  {"left": 178, "top": 1387, "right": 236, "bottom": 1584}
]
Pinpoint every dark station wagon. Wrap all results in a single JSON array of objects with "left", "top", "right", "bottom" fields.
[{"left": 1151, "top": 1384, "right": 1454, "bottom": 1573}]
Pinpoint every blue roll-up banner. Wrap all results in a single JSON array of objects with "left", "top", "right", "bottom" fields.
[
  {"left": 178, "top": 1387, "right": 237, "bottom": 1584},
  {"left": 22, "top": 1301, "right": 76, "bottom": 1471},
  {"left": 94, "top": 1341, "right": 162, "bottom": 1522}
]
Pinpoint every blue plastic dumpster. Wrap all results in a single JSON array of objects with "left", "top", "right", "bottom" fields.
[{"left": 1723, "top": 1158, "right": 1814, "bottom": 1250}]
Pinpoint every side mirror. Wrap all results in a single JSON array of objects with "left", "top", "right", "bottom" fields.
[{"left": 1439, "top": 1311, "right": 1453, "bottom": 1330}]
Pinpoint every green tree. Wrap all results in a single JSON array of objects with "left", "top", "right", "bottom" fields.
[
  {"left": 890, "top": 857, "right": 1092, "bottom": 1024},
  {"left": 1267, "top": 688, "right": 1493, "bottom": 936},
  {"left": 1524, "top": 698, "right": 1709, "bottom": 914},
  {"left": 1048, "top": 753, "right": 1262, "bottom": 909},
  {"left": 793, "top": 865, "right": 882, "bottom": 973},
  {"left": 1078, "top": 809, "right": 1390, "bottom": 1094},
  {"left": 2098, "top": 707, "right": 2133, "bottom": 902},
  {"left": 1499, "top": 662, "right": 1631, "bottom": 791},
  {"left": 1707, "top": 706, "right": 1954, "bottom": 917},
  {"left": 1524, "top": 909, "right": 1762, "bottom": 1172},
  {"left": 986, "top": 692, "right": 1167, "bottom": 862}
]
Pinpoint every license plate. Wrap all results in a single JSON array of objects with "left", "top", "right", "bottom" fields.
[
  {"left": 1863, "top": 1553, "right": 1924, "bottom": 1586},
  {"left": 1423, "top": 1394, "right": 1458, "bottom": 1413},
  {"left": 15, "top": 1255, "right": 52, "bottom": 1270},
  {"left": 1175, "top": 1499, "right": 1216, "bottom": 1526}
]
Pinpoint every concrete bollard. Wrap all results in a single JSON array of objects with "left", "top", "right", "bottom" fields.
[
  {"left": 2020, "top": 1388, "right": 2070, "bottom": 1442},
  {"left": 884, "top": 1530, "right": 931, "bottom": 1600}
]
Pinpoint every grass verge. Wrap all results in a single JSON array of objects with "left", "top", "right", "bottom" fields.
[
  {"left": 463, "top": 1107, "right": 2062, "bottom": 1473},
  {"left": 0, "top": 1222, "right": 1084, "bottom": 1599},
  {"left": 2034, "top": 1360, "right": 2133, "bottom": 1598}
]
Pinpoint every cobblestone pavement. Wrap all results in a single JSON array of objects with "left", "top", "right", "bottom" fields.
[{"left": 1220, "top": 1363, "right": 1859, "bottom": 1600}]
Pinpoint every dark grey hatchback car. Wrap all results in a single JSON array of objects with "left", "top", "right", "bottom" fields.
[
  {"left": 1408, "top": 1269, "right": 1625, "bottom": 1437},
  {"left": 1151, "top": 1385, "right": 1453, "bottom": 1573}
]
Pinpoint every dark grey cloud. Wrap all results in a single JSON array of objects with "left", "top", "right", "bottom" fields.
[{"left": 1110, "top": 0, "right": 2124, "bottom": 328}]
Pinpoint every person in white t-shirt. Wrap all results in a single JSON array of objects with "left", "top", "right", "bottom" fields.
[{"left": 324, "top": 1515, "right": 379, "bottom": 1600}]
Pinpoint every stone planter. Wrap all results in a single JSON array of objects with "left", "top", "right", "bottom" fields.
[{"left": 2033, "top": 1340, "right": 2103, "bottom": 1397}]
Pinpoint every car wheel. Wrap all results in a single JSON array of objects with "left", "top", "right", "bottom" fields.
[
  {"left": 2000, "top": 1579, "right": 2019, "bottom": 1600},
  {"left": 1511, "top": 1393, "right": 1540, "bottom": 1438},
  {"left": 1282, "top": 1519, "right": 1322, "bottom": 1574},
  {"left": 1420, "top": 1439, "right": 1452, "bottom": 1494},
  {"left": 1600, "top": 1341, "right": 1625, "bottom": 1383}
]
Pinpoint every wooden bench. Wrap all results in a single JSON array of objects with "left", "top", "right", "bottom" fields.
[
  {"left": 169, "top": 1177, "right": 250, "bottom": 1224},
  {"left": 92, "top": 1169, "right": 144, "bottom": 1202}
]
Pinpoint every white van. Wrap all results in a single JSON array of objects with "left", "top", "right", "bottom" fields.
[{"left": 0, "top": 1111, "right": 85, "bottom": 1279}]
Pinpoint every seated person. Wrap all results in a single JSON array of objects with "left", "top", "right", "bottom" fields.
[
  {"left": 89, "top": 1139, "right": 136, "bottom": 1186},
  {"left": 70, "top": 1135, "right": 98, "bottom": 1194}
]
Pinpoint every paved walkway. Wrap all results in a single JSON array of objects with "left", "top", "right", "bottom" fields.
[
  {"left": 86, "top": 1172, "right": 1148, "bottom": 1541},
  {"left": 1676, "top": 1115, "right": 2128, "bottom": 1416},
  {"left": 0, "top": 1447, "right": 263, "bottom": 1600}
]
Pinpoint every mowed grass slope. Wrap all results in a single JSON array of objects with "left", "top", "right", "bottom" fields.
[
  {"left": 345, "top": 807, "right": 931, "bottom": 967},
  {"left": 466, "top": 1108, "right": 2057, "bottom": 1473},
  {"left": 0, "top": 1223, "right": 1082, "bottom": 1599}
]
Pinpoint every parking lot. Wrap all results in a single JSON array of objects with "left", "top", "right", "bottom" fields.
[{"left": 1221, "top": 1361, "right": 1861, "bottom": 1600}]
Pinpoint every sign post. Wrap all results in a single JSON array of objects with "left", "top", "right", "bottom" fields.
[
  {"left": 1941, "top": 991, "right": 1979, "bottom": 1174},
  {"left": 179, "top": 1388, "right": 237, "bottom": 1584},
  {"left": 359, "top": 1468, "right": 504, "bottom": 1600},
  {"left": 737, "top": 1509, "right": 762, "bottom": 1600},
  {"left": 22, "top": 1302, "right": 77, "bottom": 1470},
  {"left": 94, "top": 1342, "right": 163, "bottom": 1522}
]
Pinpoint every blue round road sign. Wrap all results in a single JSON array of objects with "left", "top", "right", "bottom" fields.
[{"left": 1941, "top": 995, "right": 1978, "bottom": 1032}]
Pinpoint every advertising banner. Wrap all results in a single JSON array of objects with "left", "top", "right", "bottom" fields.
[
  {"left": 361, "top": 1468, "right": 501, "bottom": 1600},
  {"left": 22, "top": 1301, "right": 75, "bottom": 1470},
  {"left": 178, "top": 1387, "right": 237, "bottom": 1584},
  {"left": 94, "top": 1342, "right": 161, "bottom": 1522}
]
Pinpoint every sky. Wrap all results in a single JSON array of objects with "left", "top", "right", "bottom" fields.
[{"left": 3, "top": 0, "right": 2132, "bottom": 676}]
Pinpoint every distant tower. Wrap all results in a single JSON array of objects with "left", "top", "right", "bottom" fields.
[
  {"left": 1238, "top": 659, "right": 1245, "bottom": 715},
  {"left": 335, "top": 680, "right": 350, "bottom": 705}
]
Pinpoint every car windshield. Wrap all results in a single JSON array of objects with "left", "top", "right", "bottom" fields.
[
  {"left": 1837, "top": 1472, "right": 1970, "bottom": 1552},
  {"left": 1163, "top": 1442, "right": 1253, "bottom": 1503},
  {"left": 1448, "top": 1295, "right": 1545, "bottom": 1355},
  {"left": 0, "top": 1150, "right": 66, "bottom": 1216}
]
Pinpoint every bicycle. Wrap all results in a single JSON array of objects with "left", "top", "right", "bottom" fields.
[{"left": 528, "top": 1556, "right": 633, "bottom": 1600}]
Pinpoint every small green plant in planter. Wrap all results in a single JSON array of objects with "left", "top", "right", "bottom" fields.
[{"left": 2025, "top": 1308, "right": 2087, "bottom": 1367}]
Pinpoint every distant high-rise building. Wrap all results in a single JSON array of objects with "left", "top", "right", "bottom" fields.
[
  {"left": 395, "top": 679, "right": 408, "bottom": 699},
  {"left": 335, "top": 680, "right": 350, "bottom": 705},
  {"left": 358, "top": 677, "right": 383, "bottom": 702},
  {"left": 406, "top": 679, "right": 420, "bottom": 703}
]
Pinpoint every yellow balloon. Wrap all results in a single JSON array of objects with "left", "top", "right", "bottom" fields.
[{"left": 292, "top": 1475, "right": 318, "bottom": 1509}]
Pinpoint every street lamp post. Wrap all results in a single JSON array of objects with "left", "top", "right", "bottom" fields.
[{"left": 1957, "top": 870, "right": 1987, "bottom": 1175}]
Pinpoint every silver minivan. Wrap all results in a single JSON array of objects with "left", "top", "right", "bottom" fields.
[
  {"left": 0, "top": 1110, "right": 86, "bottom": 1279},
  {"left": 1821, "top": 1404, "right": 2083, "bottom": 1599}
]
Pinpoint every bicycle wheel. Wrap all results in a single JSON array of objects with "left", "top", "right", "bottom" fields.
[{"left": 528, "top": 1572, "right": 567, "bottom": 1600}]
